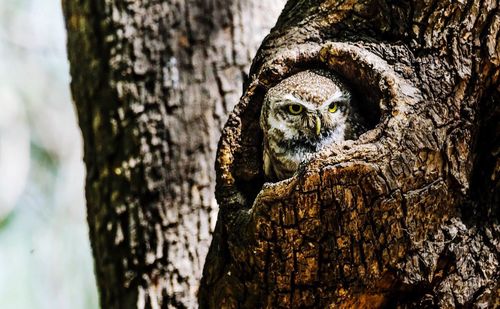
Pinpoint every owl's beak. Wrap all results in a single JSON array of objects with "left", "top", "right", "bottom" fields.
[{"left": 315, "top": 115, "right": 321, "bottom": 136}]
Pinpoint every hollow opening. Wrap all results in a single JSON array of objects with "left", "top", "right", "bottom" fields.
[{"left": 225, "top": 45, "right": 390, "bottom": 207}]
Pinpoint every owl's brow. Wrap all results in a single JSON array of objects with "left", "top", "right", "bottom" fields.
[
  {"left": 280, "top": 94, "right": 316, "bottom": 110},
  {"left": 321, "top": 91, "right": 350, "bottom": 107}
]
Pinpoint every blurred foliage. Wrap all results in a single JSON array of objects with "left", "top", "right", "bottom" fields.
[{"left": 0, "top": 0, "right": 99, "bottom": 308}]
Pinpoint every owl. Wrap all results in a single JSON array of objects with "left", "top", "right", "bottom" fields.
[{"left": 260, "top": 69, "right": 365, "bottom": 181}]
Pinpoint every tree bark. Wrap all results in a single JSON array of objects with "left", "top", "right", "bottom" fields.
[
  {"left": 62, "top": 0, "right": 284, "bottom": 308},
  {"left": 200, "top": 0, "right": 499, "bottom": 307}
]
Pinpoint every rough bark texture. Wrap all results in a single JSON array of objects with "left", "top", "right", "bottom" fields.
[
  {"left": 62, "top": 0, "right": 284, "bottom": 308},
  {"left": 200, "top": 0, "right": 499, "bottom": 307}
]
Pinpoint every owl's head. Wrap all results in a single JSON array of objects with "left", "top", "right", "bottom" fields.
[{"left": 260, "top": 69, "right": 354, "bottom": 152}]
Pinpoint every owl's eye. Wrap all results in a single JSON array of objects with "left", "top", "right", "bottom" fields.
[
  {"left": 288, "top": 104, "right": 303, "bottom": 115},
  {"left": 328, "top": 103, "right": 338, "bottom": 113}
]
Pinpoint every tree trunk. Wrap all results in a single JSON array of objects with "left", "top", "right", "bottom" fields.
[
  {"left": 62, "top": 0, "right": 284, "bottom": 308},
  {"left": 200, "top": 0, "right": 499, "bottom": 307}
]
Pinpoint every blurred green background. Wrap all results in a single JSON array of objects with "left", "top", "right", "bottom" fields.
[{"left": 0, "top": 0, "right": 99, "bottom": 308}]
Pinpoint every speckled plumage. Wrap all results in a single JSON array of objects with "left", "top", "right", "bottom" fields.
[{"left": 260, "top": 69, "right": 365, "bottom": 181}]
